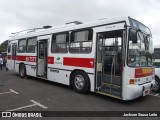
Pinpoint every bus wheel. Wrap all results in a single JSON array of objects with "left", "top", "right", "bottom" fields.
[
  {"left": 71, "top": 71, "right": 90, "bottom": 93},
  {"left": 152, "top": 77, "right": 160, "bottom": 93},
  {"left": 19, "top": 64, "right": 26, "bottom": 79}
]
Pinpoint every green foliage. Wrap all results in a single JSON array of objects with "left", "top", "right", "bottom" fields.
[{"left": 0, "top": 40, "right": 8, "bottom": 53}]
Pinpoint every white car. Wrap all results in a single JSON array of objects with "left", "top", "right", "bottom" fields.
[{"left": 153, "top": 68, "right": 160, "bottom": 92}]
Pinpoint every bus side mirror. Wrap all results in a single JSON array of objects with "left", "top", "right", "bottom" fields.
[{"left": 130, "top": 29, "right": 137, "bottom": 44}]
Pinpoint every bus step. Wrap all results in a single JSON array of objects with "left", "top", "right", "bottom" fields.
[
  {"left": 100, "top": 84, "right": 121, "bottom": 97},
  {"left": 102, "top": 74, "right": 121, "bottom": 85},
  {"left": 102, "top": 82, "right": 121, "bottom": 87},
  {"left": 111, "top": 90, "right": 121, "bottom": 97},
  {"left": 101, "top": 84, "right": 121, "bottom": 92}
]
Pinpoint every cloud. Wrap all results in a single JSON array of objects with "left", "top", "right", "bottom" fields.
[{"left": 0, "top": 0, "right": 160, "bottom": 47}]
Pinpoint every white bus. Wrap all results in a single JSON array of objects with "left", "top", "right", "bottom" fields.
[{"left": 7, "top": 17, "right": 155, "bottom": 100}]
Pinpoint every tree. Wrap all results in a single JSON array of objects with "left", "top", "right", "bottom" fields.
[{"left": 0, "top": 40, "right": 8, "bottom": 53}]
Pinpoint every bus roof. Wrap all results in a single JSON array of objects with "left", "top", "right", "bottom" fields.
[{"left": 8, "top": 16, "right": 131, "bottom": 41}]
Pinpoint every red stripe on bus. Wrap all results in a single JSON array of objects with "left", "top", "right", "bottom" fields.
[
  {"left": 7, "top": 55, "right": 54, "bottom": 64},
  {"left": 16, "top": 56, "right": 28, "bottom": 61},
  {"left": 7, "top": 55, "right": 37, "bottom": 62},
  {"left": 7, "top": 55, "right": 17, "bottom": 60},
  {"left": 48, "top": 57, "right": 54, "bottom": 64},
  {"left": 16, "top": 56, "right": 37, "bottom": 62},
  {"left": 63, "top": 57, "right": 94, "bottom": 68},
  {"left": 7, "top": 55, "right": 11, "bottom": 59}
]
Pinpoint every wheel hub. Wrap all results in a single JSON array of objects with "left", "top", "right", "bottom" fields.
[
  {"left": 153, "top": 80, "right": 159, "bottom": 91},
  {"left": 74, "top": 75, "right": 85, "bottom": 90}
]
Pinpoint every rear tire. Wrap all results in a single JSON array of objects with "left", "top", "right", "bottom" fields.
[
  {"left": 19, "top": 64, "right": 26, "bottom": 79},
  {"left": 71, "top": 71, "right": 90, "bottom": 94},
  {"left": 152, "top": 77, "right": 160, "bottom": 93}
]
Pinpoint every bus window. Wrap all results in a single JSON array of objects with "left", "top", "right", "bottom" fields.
[
  {"left": 39, "top": 42, "right": 45, "bottom": 59},
  {"left": 18, "top": 39, "right": 26, "bottom": 53},
  {"left": 51, "top": 33, "right": 68, "bottom": 53},
  {"left": 103, "top": 37, "right": 122, "bottom": 75},
  {"left": 27, "top": 38, "right": 37, "bottom": 53},
  {"left": 8, "top": 44, "right": 11, "bottom": 53},
  {"left": 70, "top": 29, "right": 93, "bottom": 53}
]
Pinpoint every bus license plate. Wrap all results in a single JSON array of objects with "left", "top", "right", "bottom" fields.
[{"left": 143, "top": 89, "right": 150, "bottom": 96}]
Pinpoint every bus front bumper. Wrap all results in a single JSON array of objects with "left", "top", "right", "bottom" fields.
[{"left": 126, "top": 80, "right": 155, "bottom": 100}]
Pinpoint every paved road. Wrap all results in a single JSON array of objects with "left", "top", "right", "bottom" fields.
[{"left": 0, "top": 69, "right": 160, "bottom": 120}]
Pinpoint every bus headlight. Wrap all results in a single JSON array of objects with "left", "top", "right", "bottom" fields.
[
  {"left": 135, "top": 79, "right": 140, "bottom": 84},
  {"left": 138, "top": 79, "right": 141, "bottom": 83},
  {"left": 152, "top": 76, "right": 154, "bottom": 79},
  {"left": 134, "top": 79, "right": 138, "bottom": 84}
]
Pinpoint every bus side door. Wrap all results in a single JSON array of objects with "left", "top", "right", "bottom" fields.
[{"left": 11, "top": 43, "right": 17, "bottom": 70}]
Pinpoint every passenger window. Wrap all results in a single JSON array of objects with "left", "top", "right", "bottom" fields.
[
  {"left": 27, "top": 38, "right": 37, "bottom": 53},
  {"left": 70, "top": 29, "right": 93, "bottom": 53},
  {"left": 18, "top": 39, "right": 26, "bottom": 53},
  {"left": 51, "top": 33, "right": 68, "bottom": 53},
  {"left": 39, "top": 42, "right": 45, "bottom": 59},
  {"left": 8, "top": 42, "right": 11, "bottom": 53}
]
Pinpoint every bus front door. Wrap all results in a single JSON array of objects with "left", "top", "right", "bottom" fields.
[
  {"left": 11, "top": 43, "right": 17, "bottom": 70},
  {"left": 96, "top": 30, "right": 123, "bottom": 98},
  {"left": 37, "top": 39, "right": 48, "bottom": 78}
]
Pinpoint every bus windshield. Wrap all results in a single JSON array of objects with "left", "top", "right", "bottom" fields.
[{"left": 128, "top": 29, "right": 154, "bottom": 67}]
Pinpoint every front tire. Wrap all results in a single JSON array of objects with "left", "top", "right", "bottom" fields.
[
  {"left": 71, "top": 71, "right": 90, "bottom": 94},
  {"left": 19, "top": 64, "right": 26, "bottom": 79},
  {"left": 152, "top": 77, "right": 160, "bottom": 93}
]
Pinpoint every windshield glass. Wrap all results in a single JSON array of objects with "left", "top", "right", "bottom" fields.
[
  {"left": 128, "top": 29, "right": 154, "bottom": 67},
  {"left": 154, "top": 62, "right": 160, "bottom": 68},
  {"left": 154, "top": 49, "right": 160, "bottom": 68},
  {"left": 129, "top": 17, "right": 151, "bottom": 35}
]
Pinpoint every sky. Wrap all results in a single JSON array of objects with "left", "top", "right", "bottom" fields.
[{"left": 0, "top": 0, "right": 160, "bottom": 47}]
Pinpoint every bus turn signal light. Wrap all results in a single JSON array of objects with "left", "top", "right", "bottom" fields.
[{"left": 130, "top": 79, "right": 135, "bottom": 84}]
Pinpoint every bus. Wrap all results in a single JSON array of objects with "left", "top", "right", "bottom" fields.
[
  {"left": 7, "top": 17, "right": 155, "bottom": 100},
  {"left": 153, "top": 48, "right": 160, "bottom": 92}
]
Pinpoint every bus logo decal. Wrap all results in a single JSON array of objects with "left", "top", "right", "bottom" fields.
[
  {"left": 57, "top": 57, "right": 61, "bottom": 60},
  {"left": 55, "top": 57, "right": 62, "bottom": 64}
]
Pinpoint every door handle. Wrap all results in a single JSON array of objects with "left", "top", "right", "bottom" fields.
[{"left": 50, "top": 68, "right": 59, "bottom": 73}]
